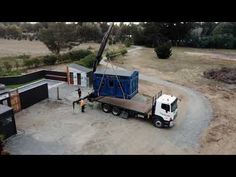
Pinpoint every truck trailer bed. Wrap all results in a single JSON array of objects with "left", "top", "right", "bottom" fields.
[{"left": 94, "top": 96, "right": 152, "bottom": 114}]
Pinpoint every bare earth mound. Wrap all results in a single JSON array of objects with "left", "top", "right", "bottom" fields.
[{"left": 204, "top": 67, "right": 236, "bottom": 84}]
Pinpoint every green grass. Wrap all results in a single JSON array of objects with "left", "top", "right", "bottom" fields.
[
  {"left": 6, "top": 78, "right": 44, "bottom": 89},
  {"left": 0, "top": 69, "right": 25, "bottom": 77}
]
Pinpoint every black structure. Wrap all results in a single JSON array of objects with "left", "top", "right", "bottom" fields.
[
  {"left": 45, "top": 70, "right": 67, "bottom": 82},
  {"left": 0, "top": 70, "right": 45, "bottom": 85},
  {"left": 19, "top": 83, "right": 49, "bottom": 109},
  {"left": 0, "top": 105, "right": 17, "bottom": 140},
  {"left": 0, "top": 70, "right": 67, "bottom": 85}
]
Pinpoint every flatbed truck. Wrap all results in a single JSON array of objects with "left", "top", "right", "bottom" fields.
[{"left": 86, "top": 91, "right": 178, "bottom": 128}]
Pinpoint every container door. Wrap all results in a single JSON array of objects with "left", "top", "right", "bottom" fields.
[
  {"left": 107, "top": 77, "right": 115, "bottom": 96},
  {"left": 115, "top": 79, "right": 126, "bottom": 99},
  {"left": 81, "top": 73, "right": 86, "bottom": 87},
  {"left": 69, "top": 72, "right": 74, "bottom": 85},
  {"left": 73, "top": 73, "right": 77, "bottom": 85},
  {"left": 77, "top": 73, "right": 81, "bottom": 85}
]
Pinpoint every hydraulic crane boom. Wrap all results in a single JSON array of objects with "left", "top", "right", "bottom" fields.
[
  {"left": 73, "top": 23, "right": 114, "bottom": 109},
  {"left": 92, "top": 22, "right": 114, "bottom": 73}
]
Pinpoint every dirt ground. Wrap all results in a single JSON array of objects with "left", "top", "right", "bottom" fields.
[
  {"left": 0, "top": 39, "right": 50, "bottom": 57},
  {"left": 0, "top": 39, "right": 124, "bottom": 58},
  {"left": 112, "top": 46, "right": 236, "bottom": 154}
]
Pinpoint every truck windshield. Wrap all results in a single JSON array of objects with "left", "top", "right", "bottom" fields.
[{"left": 171, "top": 99, "right": 177, "bottom": 112}]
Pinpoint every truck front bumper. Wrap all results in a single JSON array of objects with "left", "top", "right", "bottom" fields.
[
  {"left": 163, "top": 120, "right": 175, "bottom": 128},
  {"left": 169, "top": 120, "right": 175, "bottom": 127}
]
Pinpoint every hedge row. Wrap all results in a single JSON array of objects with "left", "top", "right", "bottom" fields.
[
  {"left": 106, "top": 47, "right": 127, "bottom": 60},
  {"left": 185, "top": 34, "right": 236, "bottom": 49},
  {"left": 75, "top": 54, "right": 96, "bottom": 68},
  {"left": 0, "top": 49, "right": 93, "bottom": 76}
]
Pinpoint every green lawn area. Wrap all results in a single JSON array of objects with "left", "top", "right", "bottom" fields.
[{"left": 6, "top": 79, "right": 44, "bottom": 89}]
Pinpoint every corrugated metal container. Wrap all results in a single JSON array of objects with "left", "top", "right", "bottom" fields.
[{"left": 93, "top": 68, "right": 139, "bottom": 99}]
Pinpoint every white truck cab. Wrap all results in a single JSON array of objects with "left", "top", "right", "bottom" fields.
[{"left": 152, "top": 94, "right": 178, "bottom": 128}]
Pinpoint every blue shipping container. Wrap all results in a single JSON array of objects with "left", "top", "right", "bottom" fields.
[{"left": 93, "top": 68, "right": 139, "bottom": 99}]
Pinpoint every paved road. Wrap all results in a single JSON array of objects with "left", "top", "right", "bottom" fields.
[{"left": 101, "top": 46, "right": 213, "bottom": 150}]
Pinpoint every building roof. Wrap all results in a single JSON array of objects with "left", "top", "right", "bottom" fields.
[
  {"left": 68, "top": 64, "right": 92, "bottom": 73},
  {"left": 95, "top": 67, "right": 137, "bottom": 77}
]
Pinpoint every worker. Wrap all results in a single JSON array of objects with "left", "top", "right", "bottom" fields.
[
  {"left": 80, "top": 99, "right": 86, "bottom": 113},
  {"left": 76, "top": 87, "right": 82, "bottom": 98}
]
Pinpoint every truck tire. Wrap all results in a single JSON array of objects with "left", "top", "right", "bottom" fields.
[
  {"left": 153, "top": 118, "right": 163, "bottom": 128},
  {"left": 112, "top": 107, "right": 121, "bottom": 116},
  {"left": 102, "top": 103, "right": 111, "bottom": 113}
]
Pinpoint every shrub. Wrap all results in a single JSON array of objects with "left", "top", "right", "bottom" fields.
[
  {"left": 59, "top": 53, "right": 71, "bottom": 63},
  {"left": 23, "top": 59, "right": 35, "bottom": 69},
  {"left": 34, "top": 58, "right": 41, "bottom": 67},
  {"left": 68, "top": 49, "right": 93, "bottom": 61},
  {"left": 14, "top": 60, "right": 20, "bottom": 69},
  {"left": 124, "top": 38, "right": 132, "bottom": 47},
  {"left": 154, "top": 42, "right": 172, "bottom": 59},
  {"left": 59, "top": 49, "right": 93, "bottom": 63},
  {"left": 0, "top": 66, "right": 3, "bottom": 75},
  {"left": 184, "top": 31, "right": 236, "bottom": 49},
  {"left": 120, "top": 48, "right": 127, "bottom": 55},
  {"left": 76, "top": 54, "right": 96, "bottom": 68},
  {"left": 18, "top": 54, "right": 30, "bottom": 59},
  {"left": 3, "top": 61, "right": 12, "bottom": 71},
  {"left": 87, "top": 46, "right": 93, "bottom": 50},
  {"left": 2, "top": 69, "right": 23, "bottom": 76},
  {"left": 106, "top": 47, "right": 128, "bottom": 60},
  {"left": 107, "top": 50, "right": 119, "bottom": 59},
  {"left": 42, "top": 55, "right": 58, "bottom": 65}
]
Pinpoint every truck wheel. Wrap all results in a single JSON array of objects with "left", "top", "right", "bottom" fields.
[
  {"left": 153, "top": 118, "right": 163, "bottom": 128},
  {"left": 112, "top": 107, "right": 121, "bottom": 116},
  {"left": 102, "top": 104, "right": 111, "bottom": 113}
]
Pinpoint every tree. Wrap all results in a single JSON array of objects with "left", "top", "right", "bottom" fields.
[
  {"left": 99, "top": 22, "right": 109, "bottom": 34},
  {"left": 0, "top": 24, "right": 6, "bottom": 38},
  {"left": 212, "top": 22, "right": 234, "bottom": 36},
  {"left": 76, "top": 23, "right": 103, "bottom": 42},
  {"left": 3, "top": 61, "right": 12, "bottom": 71},
  {"left": 154, "top": 41, "right": 172, "bottom": 59},
  {"left": 160, "top": 22, "right": 194, "bottom": 46},
  {"left": 38, "top": 23, "right": 79, "bottom": 55},
  {"left": 201, "top": 22, "right": 217, "bottom": 36},
  {"left": 6, "top": 25, "right": 22, "bottom": 39}
]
